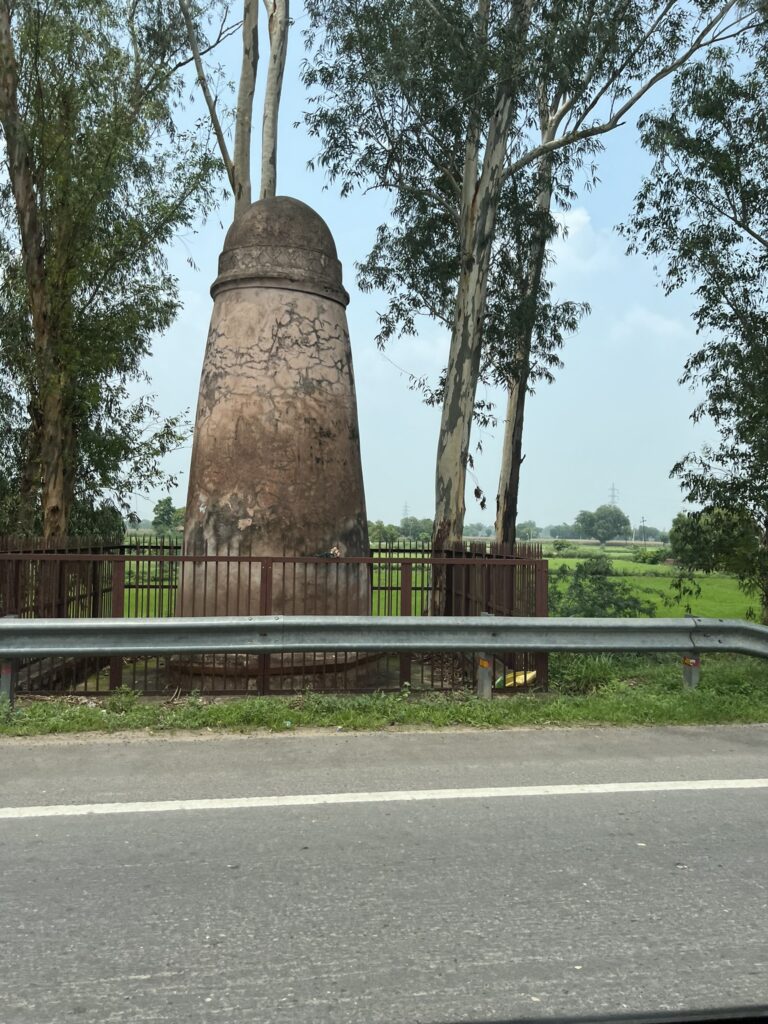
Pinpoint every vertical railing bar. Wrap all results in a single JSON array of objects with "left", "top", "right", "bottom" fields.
[
  {"left": 109, "top": 558, "right": 125, "bottom": 690},
  {"left": 399, "top": 561, "right": 412, "bottom": 686}
]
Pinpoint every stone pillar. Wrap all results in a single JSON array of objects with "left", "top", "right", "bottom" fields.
[{"left": 180, "top": 197, "right": 370, "bottom": 616}]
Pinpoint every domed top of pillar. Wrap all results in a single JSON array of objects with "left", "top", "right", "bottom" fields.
[{"left": 212, "top": 196, "right": 349, "bottom": 306}]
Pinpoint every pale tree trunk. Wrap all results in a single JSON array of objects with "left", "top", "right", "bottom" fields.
[
  {"left": 495, "top": 147, "right": 554, "bottom": 547},
  {"left": 234, "top": 0, "right": 260, "bottom": 211},
  {"left": 432, "top": 0, "right": 534, "bottom": 553},
  {"left": 433, "top": 97, "right": 516, "bottom": 551},
  {"left": 0, "top": 2, "right": 73, "bottom": 539},
  {"left": 260, "top": 0, "right": 288, "bottom": 200}
]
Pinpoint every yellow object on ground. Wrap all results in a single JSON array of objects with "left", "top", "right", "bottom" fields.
[{"left": 494, "top": 670, "right": 537, "bottom": 689}]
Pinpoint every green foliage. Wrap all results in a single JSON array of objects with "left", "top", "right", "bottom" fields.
[
  {"left": 549, "top": 523, "right": 579, "bottom": 540},
  {"left": 105, "top": 686, "right": 139, "bottom": 715},
  {"left": 464, "top": 521, "right": 494, "bottom": 537},
  {"left": 368, "top": 520, "right": 403, "bottom": 544},
  {"left": 399, "top": 516, "right": 434, "bottom": 541},
  {"left": 633, "top": 547, "right": 667, "bottom": 565},
  {"left": 515, "top": 520, "right": 540, "bottom": 539},
  {"left": 669, "top": 509, "right": 758, "bottom": 574},
  {"left": 575, "top": 505, "right": 631, "bottom": 544},
  {"left": 668, "top": 509, "right": 766, "bottom": 619},
  {"left": 551, "top": 553, "right": 657, "bottom": 618},
  {"left": 368, "top": 516, "right": 435, "bottom": 544},
  {"left": 151, "top": 497, "right": 184, "bottom": 534},
  {"left": 152, "top": 498, "right": 175, "bottom": 533},
  {"left": 551, "top": 540, "right": 579, "bottom": 557},
  {"left": 547, "top": 549, "right": 752, "bottom": 619},
  {"left": 0, "top": 0, "right": 225, "bottom": 535},
  {"left": 549, "top": 653, "right": 620, "bottom": 695},
  {"left": 301, "top": 0, "right": 750, "bottom": 378},
  {"left": 625, "top": 43, "right": 768, "bottom": 621},
  {"left": 301, "top": 0, "right": 756, "bottom": 545}
]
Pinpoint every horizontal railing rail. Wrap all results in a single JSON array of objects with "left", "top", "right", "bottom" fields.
[{"left": 1, "top": 615, "right": 767, "bottom": 660}]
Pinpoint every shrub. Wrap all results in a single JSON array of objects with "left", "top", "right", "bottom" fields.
[
  {"left": 549, "top": 653, "right": 619, "bottom": 694},
  {"left": 105, "top": 685, "right": 139, "bottom": 714},
  {"left": 550, "top": 553, "right": 657, "bottom": 618},
  {"left": 633, "top": 547, "right": 667, "bottom": 565},
  {"left": 552, "top": 540, "right": 580, "bottom": 557}
]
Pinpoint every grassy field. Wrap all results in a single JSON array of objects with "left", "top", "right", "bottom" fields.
[{"left": 546, "top": 549, "right": 754, "bottom": 620}]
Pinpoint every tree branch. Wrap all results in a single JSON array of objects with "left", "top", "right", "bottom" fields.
[
  {"left": 178, "top": 0, "right": 235, "bottom": 195},
  {"left": 505, "top": 1, "right": 756, "bottom": 182},
  {"left": 710, "top": 197, "right": 768, "bottom": 251}
]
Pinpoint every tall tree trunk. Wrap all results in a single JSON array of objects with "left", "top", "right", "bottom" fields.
[
  {"left": 39, "top": 376, "right": 73, "bottom": 540},
  {"left": 260, "top": 0, "right": 289, "bottom": 200},
  {"left": 433, "top": 98, "right": 514, "bottom": 551},
  {"left": 234, "top": 0, "right": 259, "bottom": 212},
  {"left": 432, "top": 0, "right": 533, "bottom": 552},
  {"left": 494, "top": 146, "right": 554, "bottom": 547},
  {"left": 495, "top": 374, "right": 528, "bottom": 547}
]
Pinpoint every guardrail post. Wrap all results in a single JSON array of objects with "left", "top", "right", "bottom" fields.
[
  {"left": 682, "top": 652, "right": 701, "bottom": 688},
  {"left": 476, "top": 654, "right": 493, "bottom": 699},
  {"left": 0, "top": 655, "right": 17, "bottom": 708},
  {"left": 1, "top": 614, "right": 18, "bottom": 708},
  {"left": 109, "top": 559, "right": 125, "bottom": 690},
  {"left": 475, "top": 612, "right": 493, "bottom": 698}
]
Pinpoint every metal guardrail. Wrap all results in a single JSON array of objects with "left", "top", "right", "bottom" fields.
[
  {"left": 1, "top": 614, "right": 767, "bottom": 657},
  {"left": 2, "top": 614, "right": 766, "bottom": 702}
]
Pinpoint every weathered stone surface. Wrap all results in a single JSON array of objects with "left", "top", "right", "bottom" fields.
[{"left": 181, "top": 197, "right": 369, "bottom": 616}]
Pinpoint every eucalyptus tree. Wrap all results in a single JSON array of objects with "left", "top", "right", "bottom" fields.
[
  {"left": 303, "top": 0, "right": 762, "bottom": 547},
  {"left": 180, "top": 0, "right": 290, "bottom": 211},
  {"left": 0, "top": 0, "right": 234, "bottom": 537},
  {"left": 625, "top": 41, "right": 768, "bottom": 619}
]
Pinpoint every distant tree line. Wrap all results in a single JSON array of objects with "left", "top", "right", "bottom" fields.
[
  {"left": 368, "top": 516, "right": 543, "bottom": 543},
  {"left": 549, "top": 507, "right": 669, "bottom": 545}
]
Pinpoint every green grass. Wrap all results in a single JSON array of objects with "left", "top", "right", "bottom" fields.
[
  {"left": 124, "top": 589, "right": 175, "bottom": 618},
  {"left": 547, "top": 556, "right": 677, "bottom": 576},
  {"left": 3, "top": 652, "right": 767, "bottom": 736},
  {"left": 548, "top": 554, "right": 753, "bottom": 620}
]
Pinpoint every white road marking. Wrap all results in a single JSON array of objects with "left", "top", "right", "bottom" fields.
[{"left": 1, "top": 778, "right": 767, "bottom": 820}]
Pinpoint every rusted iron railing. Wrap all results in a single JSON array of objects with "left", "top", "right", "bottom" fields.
[{"left": 0, "top": 540, "right": 548, "bottom": 696}]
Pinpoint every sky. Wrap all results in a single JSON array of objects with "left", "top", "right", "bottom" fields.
[{"left": 132, "top": 5, "right": 718, "bottom": 533}]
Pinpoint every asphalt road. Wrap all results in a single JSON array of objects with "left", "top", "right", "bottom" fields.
[{"left": 1, "top": 726, "right": 767, "bottom": 1023}]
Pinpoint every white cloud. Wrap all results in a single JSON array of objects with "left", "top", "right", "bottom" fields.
[{"left": 550, "top": 207, "right": 620, "bottom": 279}]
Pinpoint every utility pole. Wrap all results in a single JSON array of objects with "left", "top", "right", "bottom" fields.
[
  {"left": 608, "top": 483, "right": 619, "bottom": 507},
  {"left": 640, "top": 516, "right": 647, "bottom": 545}
]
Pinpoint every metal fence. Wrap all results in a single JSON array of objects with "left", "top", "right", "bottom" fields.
[{"left": 0, "top": 540, "right": 548, "bottom": 696}]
